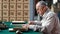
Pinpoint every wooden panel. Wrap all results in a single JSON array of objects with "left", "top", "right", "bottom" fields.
[
  {"left": 10, "top": 17, "right": 16, "bottom": 21},
  {"left": 24, "top": 4, "right": 29, "bottom": 10},
  {"left": 24, "top": 10, "right": 29, "bottom": 17},
  {"left": 0, "top": 17, "right": 2, "bottom": 21},
  {"left": 3, "top": 17, "right": 9, "bottom": 21},
  {"left": 10, "top": 4, "right": 16, "bottom": 10},
  {"left": 0, "top": 4, "right": 2, "bottom": 10},
  {"left": 17, "top": 10, "right": 23, "bottom": 17},
  {"left": 3, "top": 10, "right": 9, "bottom": 17},
  {"left": 0, "top": 10, "right": 2, "bottom": 17},
  {"left": 3, "top": 0, "right": 9, "bottom": 3},
  {"left": 10, "top": 0, "right": 16, "bottom": 3},
  {"left": 10, "top": 10, "right": 16, "bottom": 17},
  {"left": 24, "top": 17, "right": 29, "bottom": 21},
  {"left": 0, "top": 0, "right": 2, "bottom": 3},
  {"left": 17, "top": 0, "right": 23, "bottom": 3},
  {"left": 3, "top": 4, "right": 9, "bottom": 10},
  {"left": 17, "top": 4, "right": 23, "bottom": 10},
  {"left": 23, "top": 0, "right": 29, "bottom": 3},
  {"left": 17, "top": 17, "right": 23, "bottom": 21}
]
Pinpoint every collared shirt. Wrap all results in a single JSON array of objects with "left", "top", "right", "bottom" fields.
[
  {"left": 40, "top": 9, "right": 60, "bottom": 34},
  {"left": 29, "top": 9, "right": 60, "bottom": 34}
]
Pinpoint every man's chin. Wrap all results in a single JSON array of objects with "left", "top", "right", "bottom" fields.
[
  {"left": 40, "top": 15, "right": 42, "bottom": 16},
  {"left": 38, "top": 14, "right": 42, "bottom": 16}
]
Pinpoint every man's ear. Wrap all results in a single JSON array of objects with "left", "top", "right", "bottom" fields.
[
  {"left": 43, "top": 6, "right": 46, "bottom": 10},
  {"left": 41, "top": 6, "right": 44, "bottom": 10}
]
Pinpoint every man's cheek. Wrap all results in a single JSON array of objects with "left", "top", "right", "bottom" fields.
[{"left": 39, "top": 11, "right": 42, "bottom": 14}]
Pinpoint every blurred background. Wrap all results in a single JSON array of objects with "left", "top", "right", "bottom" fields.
[
  {"left": 30, "top": 0, "right": 60, "bottom": 21},
  {"left": 0, "top": 0, "right": 60, "bottom": 21}
]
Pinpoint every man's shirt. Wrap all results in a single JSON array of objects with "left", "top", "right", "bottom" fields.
[{"left": 29, "top": 9, "right": 60, "bottom": 34}]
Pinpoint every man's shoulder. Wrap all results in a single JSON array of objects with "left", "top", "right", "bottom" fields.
[{"left": 47, "top": 11, "right": 56, "bottom": 17}]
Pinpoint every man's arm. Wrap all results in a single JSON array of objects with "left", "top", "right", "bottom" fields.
[
  {"left": 28, "top": 14, "right": 55, "bottom": 32},
  {"left": 29, "top": 21, "right": 42, "bottom": 25},
  {"left": 41, "top": 15, "right": 55, "bottom": 33},
  {"left": 28, "top": 25, "right": 42, "bottom": 31}
]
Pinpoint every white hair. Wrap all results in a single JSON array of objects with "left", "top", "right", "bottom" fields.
[{"left": 36, "top": 1, "right": 47, "bottom": 7}]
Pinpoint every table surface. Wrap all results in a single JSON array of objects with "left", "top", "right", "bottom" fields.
[{"left": 0, "top": 22, "right": 43, "bottom": 34}]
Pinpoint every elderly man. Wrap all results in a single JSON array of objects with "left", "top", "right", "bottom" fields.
[{"left": 22, "top": 1, "right": 60, "bottom": 34}]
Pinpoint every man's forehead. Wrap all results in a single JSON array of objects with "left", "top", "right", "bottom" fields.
[
  {"left": 36, "top": 5, "right": 39, "bottom": 9},
  {"left": 36, "top": 2, "right": 43, "bottom": 8},
  {"left": 36, "top": 3, "right": 40, "bottom": 7},
  {"left": 36, "top": 3, "right": 40, "bottom": 9}
]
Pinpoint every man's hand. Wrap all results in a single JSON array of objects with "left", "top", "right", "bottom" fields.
[
  {"left": 28, "top": 21, "right": 35, "bottom": 25},
  {"left": 22, "top": 24, "right": 29, "bottom": 29}
]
